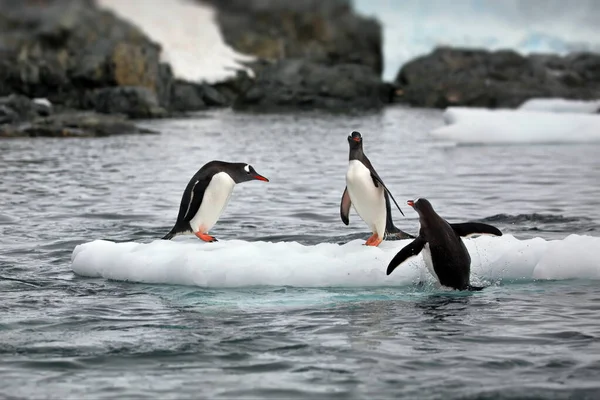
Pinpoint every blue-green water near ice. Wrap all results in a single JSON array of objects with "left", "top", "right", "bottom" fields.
[{"left": 1, "top": 107, "right": 600, "bottom": 399}]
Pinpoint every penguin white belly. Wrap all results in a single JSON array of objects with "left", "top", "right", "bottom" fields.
[
  {"left": 345, "top": 160, "right": 386, "bottom": 237},
  {"left": 422, "top": 243, "right": 440, "bottom": 284},
  {"left": 189, "top": 172, "right": 236, "bottom": 233}
]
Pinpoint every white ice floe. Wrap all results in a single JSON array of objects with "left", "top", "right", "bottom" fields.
[
  {"left": 70, "top": 234, "right": 600, "bottom": 288},
  {"left": 519, "top": 98, "right": 600, "bottom": 114},
  {"left": 97, "top": 0, "right": 255, "bottom": 84},
  {"left": 430, "top": 107, "right": 600, "bottom": 144}
]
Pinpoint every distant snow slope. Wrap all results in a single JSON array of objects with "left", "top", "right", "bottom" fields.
[
  {"left": 97, "top": 0, "right": 254, "bottom": 84},
  {"left": 430, "top": 107, "right": 600, "bottom": 145}
]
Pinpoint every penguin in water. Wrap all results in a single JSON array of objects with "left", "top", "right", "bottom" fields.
[
  {"left": 162, "top": 161, "right": 269, "bottom": 241},
  {"left": 386, "top": 198, "right": 503, "bottom": 291},
  {"left": 340, "top": 131, "right": 413, "bottom": 246}
]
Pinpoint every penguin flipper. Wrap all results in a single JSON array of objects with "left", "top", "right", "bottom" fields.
[
  {"left": 370, "top": 173, "right": 405, "bottom": 217},
  {"left": 387, "top": 236, "right": 426, "bottom": 275},
  {"left": 340, "top": 187, "right": 351, "bottom": 225},
  {"left": 451, "top": 223, "right": 503, "bottom": 238},
  {"left": 182, "top": 179, "right": 209, "bottom": 222}
]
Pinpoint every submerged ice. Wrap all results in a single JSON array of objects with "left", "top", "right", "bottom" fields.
[{"left": 70, "top": 234, "right": 600, "bottom": 288}]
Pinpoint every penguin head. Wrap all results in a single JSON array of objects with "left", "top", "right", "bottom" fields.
[
  {"left": 230, "top": 163, "right": 269, "bottom": 184},
  {"left": 347, "top": 131, "right": 363, "bottom": 149},
  {"left": 407, "top": 198, "right": 434, "bottom": 215}
]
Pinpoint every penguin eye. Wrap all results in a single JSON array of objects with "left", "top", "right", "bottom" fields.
[{"left": 244, "top": 165, "right": 250, "bottom": 173}]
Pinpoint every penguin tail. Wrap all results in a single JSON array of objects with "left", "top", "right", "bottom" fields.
[
  {"left": 162, "top": 231, "right": 176, "bottom": 240},
  {"left": 385, "top": 229, "right": 415, "bottom": 240},
  {"left": 467, "top": 285, "right": 485, "bottom": 292},
  {"left": 162, "top": 222, "right": 193, "bottom": 240},
  {"left": 162, "top": 226, "right": 181, "bottom": 240},
  {"left": 384, "top": 197, "right": 415, "bottom": 240},
  {"left": 384, "top": 223, "right": 415, "bottom": 240}
]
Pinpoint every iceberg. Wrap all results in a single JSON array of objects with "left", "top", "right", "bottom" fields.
[
  {"left": 430, "top": 107, "right": 600, "bottom": 145},
  {"left": 519, "top": 98, "right": 600, "bottom": 114},
  {"left": 97, "top": 0, "right": 255, "bottom": 84},
  {"left": 70, "top": 234, "right": 600, "bottom": 288}
]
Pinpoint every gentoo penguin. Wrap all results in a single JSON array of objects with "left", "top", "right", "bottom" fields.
[
  {"left": 162, "top": 160, "right": 269, "bottom": 242},
  {"left": 340, "top": 131, "right": 413, "bottom": 246},
  {"left": 386, "top": 198, "right": 502, "bottom": 291}
]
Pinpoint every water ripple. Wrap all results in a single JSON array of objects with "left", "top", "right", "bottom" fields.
[{"left": 1, "top": 107, "right": 600, "bottom": 398}]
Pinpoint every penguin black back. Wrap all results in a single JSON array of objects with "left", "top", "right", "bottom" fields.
[{"left": 416, "top": 199, "right": 473, "bottom": 290}]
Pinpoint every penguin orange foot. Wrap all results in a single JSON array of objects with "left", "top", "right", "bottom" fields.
[
  {"left": 195, "top": 232, "right": 218, "bottom": 242},
  {"left": 365, "top": 233, "right": 382, "bottom": 247}
]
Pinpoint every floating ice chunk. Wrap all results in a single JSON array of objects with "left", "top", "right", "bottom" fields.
[
  {"left": 533, "top": 234, "right": 600, "bottom": 280},
  {"left": 519, "top": 98, "right": 600, "bottom": 114},
  {"left": 71, "top": 238, "right": 421, "bottom": 288},
  {"left": 430, "top": 107, "right": 600, "bottom": 144},
  {"left": 33, "top": 98, "right": 52, "bottom": 108},
  {"left": 97, "top": 0, "right": 255, "bottom": 84},
  {"left": 70, "top": 234, "right": 600, "bottom": 288}
]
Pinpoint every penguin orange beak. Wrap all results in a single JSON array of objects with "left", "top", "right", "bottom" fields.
[
  {"left": 253, "top": 174, "right": 269, "bottom": 182},
  {"left": 407, "top": 200, "right": 414, "bottom": 207},
  {"left": 352, "top": 137, "right": 361, "bottom": 142}
]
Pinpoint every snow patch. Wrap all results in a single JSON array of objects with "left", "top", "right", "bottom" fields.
[{"left": 97, "top": 0, "right": 255, "bottom": 84}]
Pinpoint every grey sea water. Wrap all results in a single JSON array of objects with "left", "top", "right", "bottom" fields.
[{"left": 1, "top": 106, "right": 600, "bottom": 399}]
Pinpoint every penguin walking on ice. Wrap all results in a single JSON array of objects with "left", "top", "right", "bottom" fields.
[
  {"left": 386, "top": 198, "right": 503, "bottom": 291},
  {"left": 340, "top": 131, "right": 413, "bottom": 246},
  {"left": 162, "top": 161, "right": 269, "bottom": 242}
]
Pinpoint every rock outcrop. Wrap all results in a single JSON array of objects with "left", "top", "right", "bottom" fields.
[
  {"left": 204, "top": 0, "right": 383, "bottom": 74},
  {"left": 0, "top": 95, "right": 154, "bottom": 137},
  {"left": 0, "top": 0, "right": 243, "bottom": 136},
  {"left": 0, "top": 0, "right": 236, "bottom": 130},
  {"left": 395, "top": 47, "right": 600, "bottom": 108},
  {"left": 0, "top": 0, "right": 390, "bottom": 131},
  {"left": 204, "top": 0, "right": 387, "bottom": 112},
  {"left": 170, "top": 80, "right": 229, "bottom": 112},
  {"left": 0, "top": 0, "right": 175, "bottom": 116},
  {"left": 0, "top": 95, "right": 51, "bottom": 124},
  {"left": 233, "top": 60, "right": 391, "bottom": 112}
]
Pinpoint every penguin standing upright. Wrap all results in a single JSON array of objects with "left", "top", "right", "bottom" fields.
[
  {"left": 162, "top": 160, "right": 269, "bottom": 242},
  {"left": 340, "top": 131, "right": 413, "bottom": 246},
  {"left": 386, "top": 198, "right": 503, "bottom": 291}
]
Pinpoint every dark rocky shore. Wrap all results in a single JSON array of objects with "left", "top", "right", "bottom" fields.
[
  {"left": 1, "top": 0, "right": 599, "bottom": 137},
  {"left": 0, "top": 0, "right": 390, "bottom": 137},
  {"left": 0, "top": 0, "right": 232, "bottom": 137},
  {"left": 394, "top": 47, "right": 600, "bottom": 109},
  {"left": 203, "top": 0, "right": 389, "bottom": 112}
]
